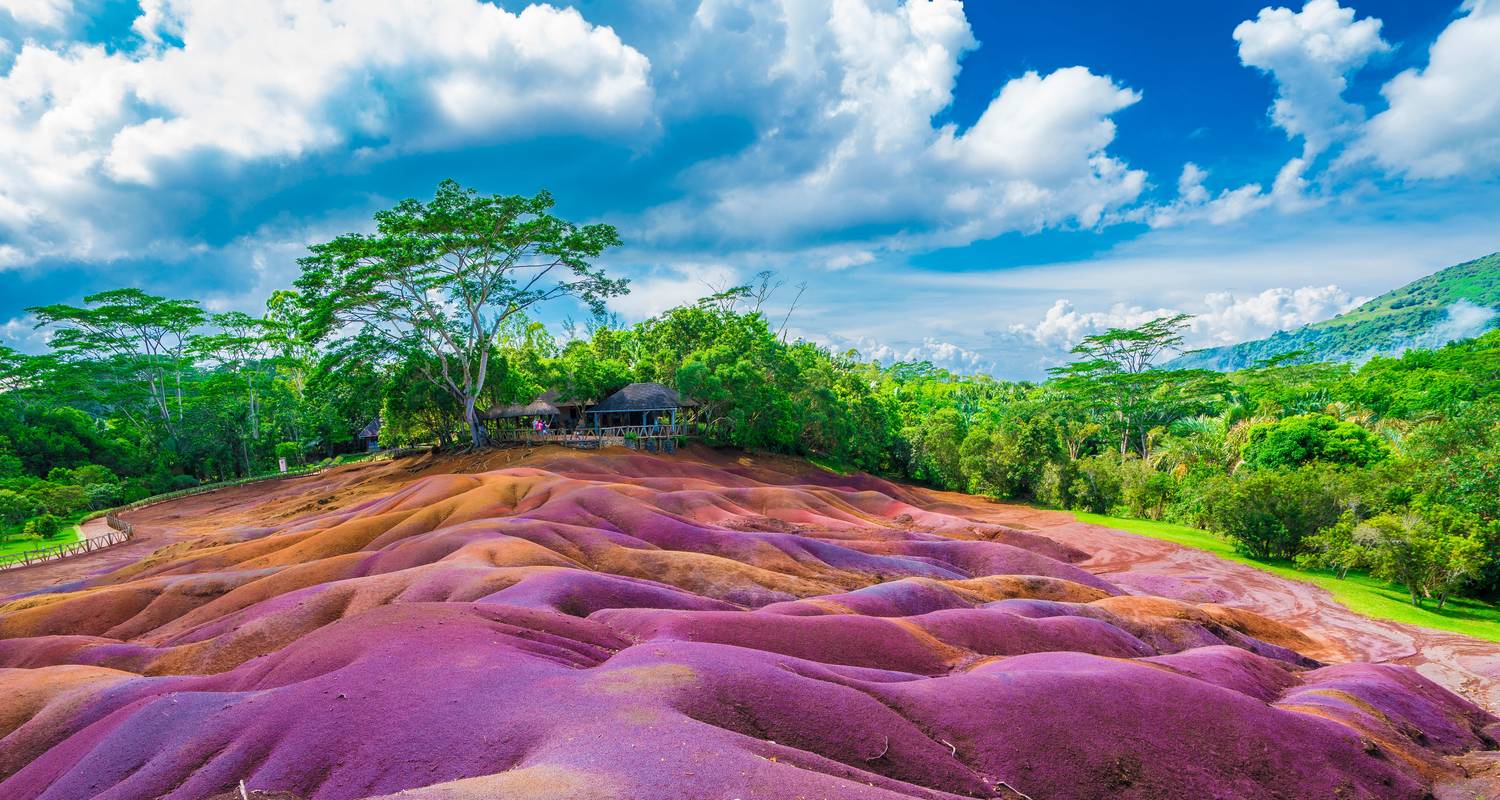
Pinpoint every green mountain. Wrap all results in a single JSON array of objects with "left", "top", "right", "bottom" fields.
[{"left": 1171, "top": 252, "right": 1500, "bottom": 371}]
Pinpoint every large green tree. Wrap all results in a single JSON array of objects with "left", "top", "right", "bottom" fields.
[
  {"left": 1050, "top": 314, "right": 1223, "bottom": 459},
  {"left": 28, "top": 289, "right": 204, "bottom": 441},
  {"left": 295, "top": 180, "right": 626, "bottom": 447}
]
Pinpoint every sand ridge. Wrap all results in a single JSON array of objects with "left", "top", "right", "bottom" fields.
[{"left": 0, "top": 446, "right": 1495, "bottom": 799}]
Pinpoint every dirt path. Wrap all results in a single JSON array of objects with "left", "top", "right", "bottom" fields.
[
  {"left": 0, "top": 449, "right": 522, "bottom": 600},
  {"left": 0, "top": 458, "right": 412, "bottom": 599}
]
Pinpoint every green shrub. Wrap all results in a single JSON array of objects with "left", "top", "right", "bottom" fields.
[
  {"left": 23, "top": 514, "right": 63, "bottom": 539},
  {"left": 0, "top": 489, "right": 39, "bottom": 535},
  {"left": 1164, "top": 468, "right": 1230, "bottom": 529},
  {"left": 48, "top": 464, "right": 118, "bottom": 486},
  {"left": 1203, "top": 466, "right": 1350, "bottom": 560},
  {"left": 84, "top": 482, "right": 122, "bottom": 510},
  {"left": 120, "top": 480, "right": 152, "bottom": 504},
  {"left": 22, "top": 481, "right": 87, "bottom": 516},
  {"left": 1242, "top": 413, "right": 1388, "bottom": 470},
  {"left": 1035, "top": 461, "right": 1076, "bottom": 509},
  {"left": 1120, "top": 462, "right": 1176, "bottom": 520},
  {"left": 1068, "top": 454, "right": 1125, "bottom": 515}
]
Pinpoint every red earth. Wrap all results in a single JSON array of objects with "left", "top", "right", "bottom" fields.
[{"left": 0, "top": 446, "right": 1496, "bottom": 799}]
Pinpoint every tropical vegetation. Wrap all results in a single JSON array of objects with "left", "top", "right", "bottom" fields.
[{"left": 2, "top": 181, "right": 1496, "bottom": 613}]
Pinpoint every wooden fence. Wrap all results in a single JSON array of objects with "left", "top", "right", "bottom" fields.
[
  {"left": 491, "top": 424, "right": 691, "bottom": 452},
  {"left": 0, "top": 451, "right": 407, "bottom": 574},
  {"left": 0, "top": 514, "right": 134, "bottom": 571}
]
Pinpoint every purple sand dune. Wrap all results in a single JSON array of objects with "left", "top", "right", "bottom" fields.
[{"left": 0, "top": 451, "right": 1493, "bottom": 799}]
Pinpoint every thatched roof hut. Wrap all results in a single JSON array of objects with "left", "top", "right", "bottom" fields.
[
  {"left": 482, "top": 389, "right": 595, "bottom": 421},
  {"left": 588, "top": 383, "right": 696, "bottom": 415},
  {"left": 481, "top": 398, "right": 562, "bottom": 420}
]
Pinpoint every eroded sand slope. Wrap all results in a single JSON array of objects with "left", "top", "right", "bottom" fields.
[{"left": 0, "top": 447, "right": 1495, "bottom": 799}]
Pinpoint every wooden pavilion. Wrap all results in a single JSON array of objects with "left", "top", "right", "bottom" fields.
[
  {"left": 585, "top": 382, "right": 696, "bottom": 430},
  {"left": 487, "top": 382, "right": 694, "bottom": 451}
]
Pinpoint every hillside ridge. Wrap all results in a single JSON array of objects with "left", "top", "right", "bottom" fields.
[{"left": 1171, "top": 251, "right": 1500, "bottom": 370}]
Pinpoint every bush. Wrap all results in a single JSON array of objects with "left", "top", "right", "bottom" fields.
[
  {"left": 0, "top": 489, "right": 40, "bottom": 535},
  {"left": 1203, "top": 466, "right": 1351, "bottom": 560},
  {"left": 1120, "top": 461, "right": 1175, "bottom": 520},
  {"left": 1164, "top": 468, "right": 1230, "bottom": 529},
  {"left": 1036, "top": 461, "right": 1076, "bottom": 509},
  {"left": 23, "top": 514, "right": 63, "bottom": 539},
  {"left": 168, "top": 474, "right": 199, "bottom": 491},
  {"left": 958, "top": 416, "right": 1060, "bottom": 501},
  {"left": 1068, "top": 454, "right": 1125, "bottom": 514},
  {"left": 47, "top": 464, "right": 117, "bottom": 486},
  {"left": 1242, "top": 413, "right": 1388, "bottom": 470},
  {"left": 84, "top": 482, "right": 122, "bottom": 510},
  {"left": 120, "top": 480, "right": 152, "bottom": 504},
  {"left": 22, "top": 481, "right": 87, "bottom": 516},
  {"left": 1350, "top": 506, "right": 1491, "bottom": 608}
]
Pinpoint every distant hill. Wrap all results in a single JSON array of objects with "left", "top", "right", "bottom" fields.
[{"left": 1171, "top": 252, "right": 1500, "bottom": 371}]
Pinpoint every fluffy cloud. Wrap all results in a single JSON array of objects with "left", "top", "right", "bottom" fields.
[
  {"left": 0, "top": 0, "right": 651, "bottom": 266},
  {"left": 1142, "top": 0, "right": 1385, "bottom": 231},
  {"left": 1148, "top": 158, "right": 1316, "bottom": 228},
  {"left": 1354, "top": 0, "right": 1500, "bottom": 179},
  {"left": 823, "top": 332, "right": 992, "bottom": 374},
  {"left": 606, "top": 263, "right": 740, "bottom": 320},
  {"left": 1233, "top": 0, "right": 1388, "bottom": 155},
  {"left": 1195, "top": 284, "right": 1359, "bottom": 344},
  {"left": 1007, "top": 299, "right": 1176, "bottom": 352},
  {"left": 1004, "top": 285, "right": 1360, "bottom": 362},
  {"left": 640, "top": 0, "right": 1145, "bottom": 252},
  {"left": 2, "top": 0, "right": 71, "bottom": 30}
]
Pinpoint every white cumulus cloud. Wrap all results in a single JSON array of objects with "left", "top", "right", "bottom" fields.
[
  {"left": 823, "top": 332, "right": 992, "bottom": 374},
  {"left": 1003, "top": 285, "right": 1361, "bottom": 364},
  {"left": 639, "top": 0, "right": 1146, "bottom": 253},
  {"left": 606, "top": 263, "right": 740, "bottom": 320},
  {"left": 1148, "top": 158, "right": 1317, "bottom": 228},
  {"left": 2, "top": 0, "right": 72, "bottom": 30},
  {"left": 1194, "top": 284, "right": 1360, "bottom": 344},
  {"left": 1353, "top": 0, "right": 1500, "bottom": 179},
  {"left": 0, "top": 0, "right": 652, "bottom": 266},
  {"left": 1233, "top": 0, "right": 1389, "bottom": 155}
]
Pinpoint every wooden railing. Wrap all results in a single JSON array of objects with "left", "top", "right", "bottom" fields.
[
  {"left": 0, "top": 513, "right": 134, "bottom": 571},
  {"left": 491, "top": 424, "right": 691, "bottom": 450},
  {"left": 0, "top": 451, "right": 409, "bottom": 574}
]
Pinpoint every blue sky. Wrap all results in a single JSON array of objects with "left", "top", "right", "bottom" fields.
[{"left": 2, "top": 0, "right": 1498, "bottom": 378}]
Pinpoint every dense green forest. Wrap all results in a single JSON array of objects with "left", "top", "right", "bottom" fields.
[{"left": 2, "top": 182, "right": 1496, "bottom": 609}]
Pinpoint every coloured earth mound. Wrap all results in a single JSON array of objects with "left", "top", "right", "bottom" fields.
[{"left": 0, "top": 448, "right": 1495, "bottom": 799}]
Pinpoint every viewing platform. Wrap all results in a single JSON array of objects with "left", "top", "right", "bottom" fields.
[{"left": 490, "top": 424, "right": 691, "bottom": 452}]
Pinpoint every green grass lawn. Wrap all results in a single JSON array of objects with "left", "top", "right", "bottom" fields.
[
  {"left": 1073, "top": 512, "right": 1500, "bottom": 644},
  {"left": 0, "top": 526, "right": 83, "bottom": 560}
]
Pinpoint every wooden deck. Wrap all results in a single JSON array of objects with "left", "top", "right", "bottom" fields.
[{"left": 490, "top": 424, "right": 691, "bottom": 452}]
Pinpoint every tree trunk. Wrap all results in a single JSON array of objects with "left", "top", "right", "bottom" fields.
[{"left": 464, "top": 395, "right": 484, "bottom": 449}]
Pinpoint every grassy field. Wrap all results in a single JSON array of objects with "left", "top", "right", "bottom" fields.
[
  {"left": 0, "top": 526, "right": 83, "bottom": 560},
  {"left": 1073, "top": 512, "right": 1500, "bottom": 644}
]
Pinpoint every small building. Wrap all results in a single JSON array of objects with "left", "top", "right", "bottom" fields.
[
  {"left": 586, "top": 382, "right": 696, "bottom": 429},
  {"left": 357, "top": 418, "right": 381, "bottom": 451},
  {"left": 482, "top": 389, "right": 592, "bottom": 429}
]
